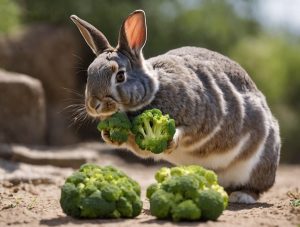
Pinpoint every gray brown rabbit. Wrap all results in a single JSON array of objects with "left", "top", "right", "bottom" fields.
[{"left": 70, "top": 10, "right": 281, "bottom": 204}]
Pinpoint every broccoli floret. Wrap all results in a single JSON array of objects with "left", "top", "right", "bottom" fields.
[
  {"left": 97, "top": 112, "right": 131, "bottom": 143},
  {"left": 101, "top": 184, "right": 122, "bottom": 202},
  {"left": 131, "top": 109, "right": 176, "bottom": 154},
  {"left": 147, "top": 165, "right": 228, "bottom": 222},
  {"left": 161, "top": 175, "right": 199, "bottom": 199},
  {"left": 116, "top": 197, "right": 133, "bottom": 218},
  {"left": 80, "top": 190, "right": 116, "bottom": 218},
  {"left": 109, "top": 128, "right": 128, "bottom": 143},
  {"left": 211, "top": 184, "right": 229, "bottom": 209},
  {"left": 150, "top": 189, "right": 175, "bottom": 219},
  {"left": 60, "top": 163, "right": 142, "bottom": 219},
  {"left": 204, "top": 170, "right": 218, "bottom": 186},
  {"left": 172, "top": 200, "right": 201, "bottom": 222},
  {"left": 155, "top": 167, "right": 171, "bottom": 183},
  {"left": 60, "top": 183, "right": 81, "bottom": 217},
  {"left": 170, "top": 166, "right": 187, "bottom": 177},
  {"left": 65, "top": 172, "right": 86, "bottom": 185},
  {"left": 197, "top": 189, "right": 224, "bottom": 221},
  {"left": 146, "top": 183, "right": 159, "bottom": 199}
]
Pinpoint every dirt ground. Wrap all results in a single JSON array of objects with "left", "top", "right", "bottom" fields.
[{"left": 0, "top": 143, "right": 299, "bottom": 227}]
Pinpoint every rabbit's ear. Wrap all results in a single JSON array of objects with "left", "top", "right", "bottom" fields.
[
  {"left": 118, "top": 10, "right": 147, "bottom": 55},
  {"left": 70, "top": 15, "right": 112, "bottom": 55}
]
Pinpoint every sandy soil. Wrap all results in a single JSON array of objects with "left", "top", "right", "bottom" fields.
[{"left": 0, "top": 143, "right": 299, "bottom": 227}]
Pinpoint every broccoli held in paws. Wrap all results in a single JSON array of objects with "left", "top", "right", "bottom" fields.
[
  {"left": 146, "top": 165, "right": 228, "bottom": 222},
  {"left": 97, "top": 112, "right": 131, "bottom": 143},
  {"left": 60, "top": 163, "right": 142, "bottom": 218},
  {"left": 131, "top": 109, "right": 176, "bottom": 154}
]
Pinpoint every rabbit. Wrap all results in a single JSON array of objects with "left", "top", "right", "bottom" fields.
[{"left": 70, "top": 10, "right": 281, "bottom": 204}]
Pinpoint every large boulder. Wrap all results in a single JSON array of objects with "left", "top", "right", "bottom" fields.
[
  {"left": 0, "top": 25, "right": 84, "bottom": 145},
  {"left": 0, "top": 69, "right": 46, "bottom": 144}
]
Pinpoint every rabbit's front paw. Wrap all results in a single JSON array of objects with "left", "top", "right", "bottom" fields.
[
  {"left": 164, "top": 127, "right": 183, "bottom": 154},
  {"left": 101, "top": 130, "right": 123, "bottom": 147},
  {"left": 164, "top": 139, "right": 179, "bottom": 154}
]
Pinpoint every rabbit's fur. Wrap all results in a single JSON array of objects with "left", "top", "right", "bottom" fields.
[{"left": 71, "top": 10, "right": 280, "bottom": 204}]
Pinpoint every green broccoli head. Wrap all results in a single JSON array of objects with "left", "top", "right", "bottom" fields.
[
  {"left": 196, "top": 189, "right": 224, "bottom": 221},
  {"left": 211, "top": 184, "right": 229, "bottom": 209},
  {"left": 172, "top": 200, "right": 201, "bottom": 222},
  {"left": 146, "top": 183, "right": 160, "bottom": 199},
  {"left": 131, "top": 109, "right": 176, "bottom": 154},
  {"left": 150, "top": 189, "right": 175, "bottom": 219},
  {"left": 60, "top": 183, "right": 81, "bottom": 217},
  {"left": 109, "top": 128, "right": 129, "bottom": 143},
  {"left": 147, "top": 165, "right": 228, "bottom": 222},
  {"left": 97, "top": 112, "right": 131, "bottom": 143},
  {"left": 155, "top": 167, "right": 171, "bottom": 183},
  {"left": 161, "top": 175, "right": 199, "bottom": 199},
  {"left": 60, "top": 163, "right": 142, "bottom": 219}
]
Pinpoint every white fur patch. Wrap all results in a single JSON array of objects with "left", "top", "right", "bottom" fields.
[
  {"left": 196, "top": 133, "right": 250, "bottom": 169},
  {"left": 154, "top": 127, "right": 184, "bottom": 161},
  {"left": 229, "top": 191, "right": 256, "bottom": 204},
  {"left": 218, "top": 130, "right": 269, "bottom": 188},
  {"left": 161, "top": 133, "right": 250, "bottom": 170},
  {"left": 183, "top": 120, "right": 223, "bottom": 153}
]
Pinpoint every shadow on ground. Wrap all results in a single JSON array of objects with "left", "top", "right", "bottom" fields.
[
  {"left": 227, "top": 202, "right": 273, "bottom": 211},
  {"left": 40, "top": 216, "right": 124, "bottom": 226}
]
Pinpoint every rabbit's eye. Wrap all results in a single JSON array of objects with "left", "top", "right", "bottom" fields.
[{"left": 116, "top": 71, "right": 125, "bottom": 83}]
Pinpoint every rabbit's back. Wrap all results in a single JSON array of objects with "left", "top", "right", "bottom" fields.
[
  {"left": 165, "top": 47, "right": 257, "bottom": 93},
  {"left": 146, "top": 46, "right": 280, "bottom": 194}
]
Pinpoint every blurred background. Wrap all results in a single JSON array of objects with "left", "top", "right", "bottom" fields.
[{"left": 0, "top": 0, "right": 299, "bottom": 163}]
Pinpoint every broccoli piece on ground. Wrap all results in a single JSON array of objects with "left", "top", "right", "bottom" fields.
[
  {"left": 116, "top": 196, "right": 133, "bottom": 218},
  {"left": 172, "top": 200, "right": 201, "bottom": 222},
  {"left": 97, "top": 112, "right": 131, "bottom": 143},
  {"left": 211, "top": 184, "right": 229, "bottom": 209},
  {"left": 147, "top": 165, "right": 228, "bottom": 222},
  {"left": 60, "top": 183, "right": 81, "bottom": 217},
  {"left": 131, "top": 109, "right": 176, "bottom": 154},
  {"left": 80, "top": 190, "right": 116, "bottom": 218},
  {"left": 60, "top": 163, "right": 142, "bottom": 219},
  {"left": 197, "top": 189, "right": 224, "bottom": 221},
  {"left": 146, "top": 183, "right": 159, "bottom": 199},
  {"left": 150, "top": 189, "right": 175, "bottom": 219},
  {"left": 155, "top": 167, "right": 171, "bottom": 183},
  {"left": 161, "top": 175, "right": 199, "bottom": 199}
]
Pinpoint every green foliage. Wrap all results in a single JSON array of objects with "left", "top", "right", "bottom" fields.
[
  {"left": 230, "top": 35, "right": 300, "bottom": 163},
  {"left": 60, "top": 163, "right": 142, "bottom": 218},
  {"left": 147, "top": 166, "right": 228, "bottom": 221},
  {"left": 290, "top": 199, "right": 300, "bottom": 207},
  {"left": 168, "top": 0, "right": 260, "bottom": 54},
  {"left": 131, "top": 109, "right": 176, "bottom": 154},
  {"left": 97, "top": 112, "right": 131, "bottom": 143},
  {"left": 0, "top": 0, "right": 21, "bottom": 33}
]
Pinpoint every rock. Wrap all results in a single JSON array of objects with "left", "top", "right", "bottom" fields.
[
  {"left": 0, "top": 69, "right": 46, "bottom": 144},
  {"left": 0, "top": 158, "right": 72, "bottom": 185},
  {"left": 0, "top": 143, "right": 101, "bottom": 168},
  {"left": 0, "top": 25, "right": 83, "bottom": 145}
]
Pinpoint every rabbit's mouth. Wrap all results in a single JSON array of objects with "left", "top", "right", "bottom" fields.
[{"left": 85, "top": 96, "right": 119, "bottom": 119}]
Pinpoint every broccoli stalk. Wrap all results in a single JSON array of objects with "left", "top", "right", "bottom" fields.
[{"left": 131, "top": 109, "right": 176, "bottom": 154}]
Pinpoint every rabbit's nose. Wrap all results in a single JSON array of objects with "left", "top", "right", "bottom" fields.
[{"left": 88, "top": 96, "right": 101, "bottom": 113}]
